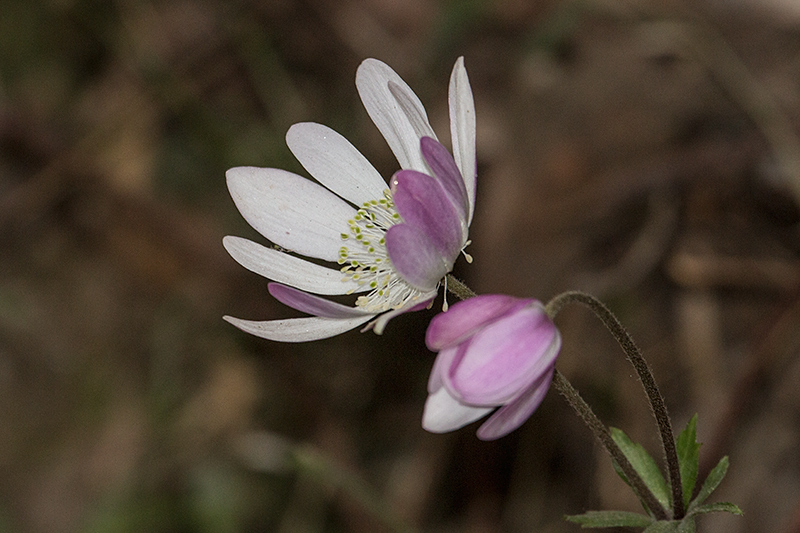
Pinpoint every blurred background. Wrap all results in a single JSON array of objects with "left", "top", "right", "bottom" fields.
[{"left": 2, "top": 0, "right": 800, "bottom": 531}]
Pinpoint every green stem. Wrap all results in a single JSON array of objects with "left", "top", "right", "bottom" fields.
[
  {"left": 546, "top": 291, "right": 684, "bottom": 519},
  {"left": 551, "top": 370, "right": 669, "bottom": 520},
  {"left": 445, "top": 274, "right": 476, "bottom": 300},
  {"left": 442, "top": 278, "right": 673, "bottom": 518}
]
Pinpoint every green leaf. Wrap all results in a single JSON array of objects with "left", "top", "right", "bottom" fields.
[
  {"left": 565, "top": 510, "right": 653, "bottom": 528},
  {"left": 610, "top": 459, "right": 657, "bottom": 516},
  {"left": 687, "top": 502, "right": 743, "bottom": 516},
  {"left": 677, "top": 517, "right": 696, "bottom": 533},
  {"left": 643, "top": 521, "right": 680, "bottom": 532},
  {"left": 690, "top": 456, "right": 729, "bottom": 509},
  {"left": 676, "top": 414, "right": 701, "bottom": 508},
  {"left": 611, "top": 427, "right": 671, "bottom": 512}
]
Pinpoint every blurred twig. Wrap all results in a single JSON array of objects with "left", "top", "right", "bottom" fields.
[
  {"left": 781, "top": 495, "right": 800, "bottom": 533},
  {"left": 699, "top": 291, "right": 800, "bottom": 482},
  {"left": 575, "top": 191, "right": 680, "bottom": 295},
  {"left": 680, "top": 19, "right": 800, "bottom": 205},
  {"left": 292, "top": 445, "right": 417, "bottom": 533},
  {"left": 306, "top": 0, "right": 409, "bottom": 73},
  {"left": 234, "top": 432, "right": 417, "bottom": 533},
  {"left": 533, "top": 133, "right": 763, "bottom": 232},
  {"left": 667, "top": 249, "right": 800, "bottom": 292},
  {"left": 0, "top": 101, "right": 134, "bottom": 230},
  {"left": 621, "top": 1, "right": 800, "bottom": 205}
]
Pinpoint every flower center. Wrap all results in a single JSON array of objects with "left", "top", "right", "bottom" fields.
[{"left": 338, "top": 190, "right": 426, "bottom": 312}]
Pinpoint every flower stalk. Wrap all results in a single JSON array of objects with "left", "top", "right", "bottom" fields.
[
  {"left": 545, "top": 291, "right": 684, "bottom": 519},
  {"left": 551, "top": 370, "right": 669, "bottom": 520},
  {"left": 441, "top": 281, "right": 682, "bottom": 518},
  {"left": 445, "top": 274, "right": 476, "bottom": 300}
]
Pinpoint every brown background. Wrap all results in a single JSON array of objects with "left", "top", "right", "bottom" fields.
[{"left": 2, "top": 0, "right": 800, "bottom": 531}]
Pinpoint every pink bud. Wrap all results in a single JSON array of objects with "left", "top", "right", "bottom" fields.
[{"left": 422, "top": 294, "right": 561, "bottom": 440}]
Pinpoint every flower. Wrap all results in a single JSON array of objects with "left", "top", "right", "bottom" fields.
[
  {"left": 224, "top": 57, "right": 476, "bottom": 342},
  {"left": 422, "top": 294, "right": 562, "bottom": 440}
]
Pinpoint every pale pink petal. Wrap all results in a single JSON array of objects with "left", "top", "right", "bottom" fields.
[
  {"left": 391, "top": 169, "right": 463, "bottom": 261},
  {"left": 445, "top": 304, "right": 560, "bottom": 405},
  {"left": 226, "top": 167, "right": 355, "bottom": 262},
  {"left": 420, "top": 137, "right": 469, "bottom": 228},
  {"left": 448, "top": 57, "right": 477, "bottom": 224},
  {"left": 385, "top": 223, "right": 449, "bottom": 291},
  {"left": 286, "top": 123, "right": 388, "bottom": 206},
  {"left": 367, "top": 291, "right": 436, "bottom": 334},
  {"left": 427, "top": 346, "right": 458, "bottom": 393},
  {"left": 223, "top": 236, "right": 361, "bottom": 295},
  {"left": 356, "top": 59, "right": 436, "bottom": 173},
  {"left": 223, "top": 314, "right": 373, "bottom": 343}
]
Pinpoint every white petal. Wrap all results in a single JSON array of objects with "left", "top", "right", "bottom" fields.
[
  {"left": 356, "top": 59, "right": 436, "bottom": 173},
  {"left": 224, "top": 314, "right": 373, "bottom": 343},
  {"left": 286, "top": 123, "right": 388, "bottom": 206},
  {"left": 422, "top": 387, "right": 493, "bottom": 433},
  {"left": 227, "top": 167, "right": 355, "bottom": 262},
  {"left": 448, "top": 57, "right": 477, "bottom": 225},
  {"left": 223, "top": 236, "right": 362, "bottom": 295}
]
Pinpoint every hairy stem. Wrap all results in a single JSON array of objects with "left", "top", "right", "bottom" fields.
[
  {"left": 445, "top": 274, "right": 476, "bottom": 300},
  {"left": 546, "top": 291, "right": 684, "bottom": 519},
  {"left": 551, "top": 370, "right": 669, "bottom": 520}
]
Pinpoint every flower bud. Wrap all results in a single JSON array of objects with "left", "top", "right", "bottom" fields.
[{"left": 422, "top": 294, "right": 561, "bottom": 440}]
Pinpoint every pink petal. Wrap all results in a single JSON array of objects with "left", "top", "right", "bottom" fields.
[
  {"left": 427, "top": 346, "right": 457, "bottom": 394},
  {"left": 420, "top": 137, "right": 468, "bottom": 228},
  {"left": 384, "top": 223, "right": 449, "bottom": 291},
  {"left": 391, "top": 169, "right": 463, "bottom": 261},
  {"left": 445, "top": 304, "right": 561, "bottom": 405},
  {"left": 426, "top": 294, "right": 532, "bottom": 351},
  {"left": 268, "top": 283, "right": 373, "bottom": 319},
  {"left": 476, "top": 367, "right": 554, "bottom": 441}
]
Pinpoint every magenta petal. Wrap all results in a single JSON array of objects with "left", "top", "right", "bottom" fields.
[
  {"left": 385, "top": 223, "right": 449, "bottom": 290},
  {"left": 268, "top": 283, "right": 372, "bottom": 319},
  {"left": 426, "top": 294, "right": 533, "bottom": 351},
  {"left": 445, "top": 304, "right": 561, "bottom": 405},
  {"left": 476, "top": 367, "right": 554, "bottom": 441},
  {"left": 420, "top": 137, "right": 468, "bottom": 224},
  {"left": 391, "top": 170, "right": 464, "bottom": 261}
]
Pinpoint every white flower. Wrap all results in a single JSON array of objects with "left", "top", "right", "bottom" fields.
[{"left": 224, "top": 57, "right": 476, "bottom": 342}]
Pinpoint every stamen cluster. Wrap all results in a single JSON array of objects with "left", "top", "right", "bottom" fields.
[{"left": 338, "top": 190, "right": 423, "bottom": 312}]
